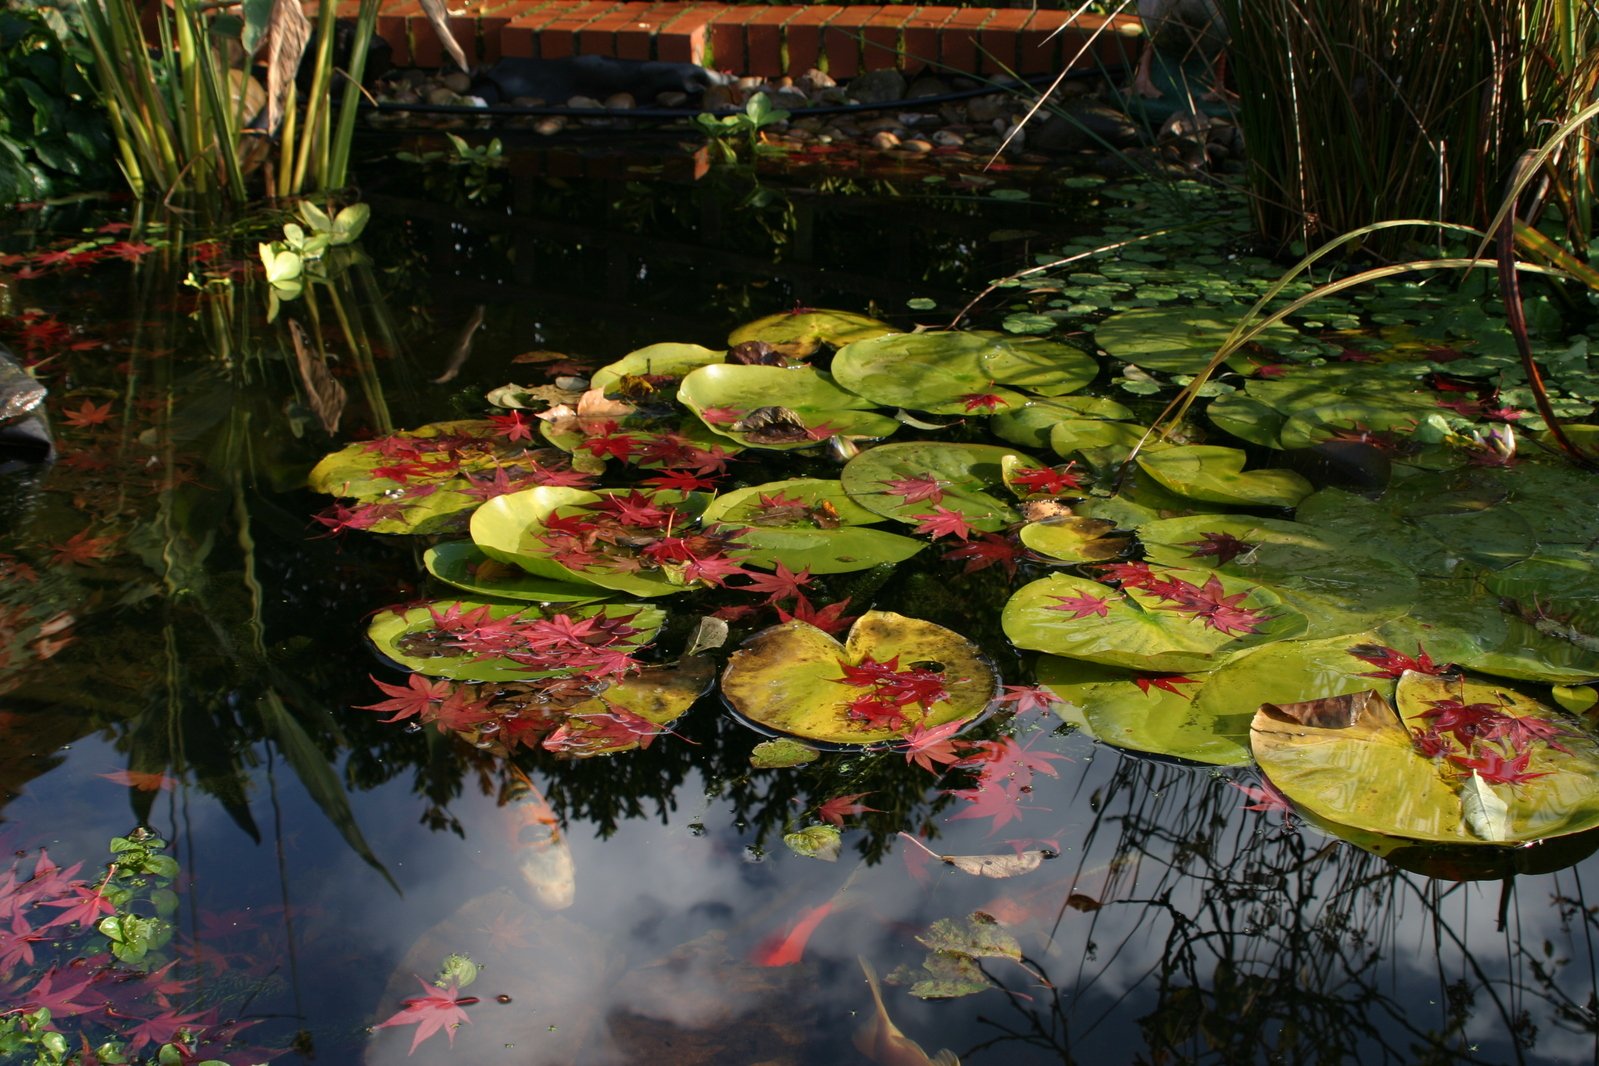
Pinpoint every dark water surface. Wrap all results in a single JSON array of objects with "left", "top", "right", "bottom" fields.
[{"left": 0, "top": 142, "right": 1595, "bottom": 1065}]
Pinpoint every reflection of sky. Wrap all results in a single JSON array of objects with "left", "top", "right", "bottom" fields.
[{"left": 14, "top": 717, "right": 1599, "bottom": 1064}]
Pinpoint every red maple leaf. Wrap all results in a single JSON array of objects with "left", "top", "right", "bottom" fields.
[
  {"left": 750, "top": 902, "right": 833, "bottom": 967},
  {"left": 577, "top": 422, "right": 642, "bottom": 462},
  {"left": 698, "top": 405, "right": 744, "bottom": 425},
  {"left": 947, "top": 779, "right": 1038, "bottom": 833},
  {"left": 943, "top": 533, "right": 1020, "bottom": 576},
  {"left": 489, "top": 410, "right": 535, "bottom": 442},
  {"left": 1416, "top": 698, "right": 1511, "bottom": 747},
  {"left": 356, "top": 674, "right": 460, "bottom": 723},
  {"left": 1410, "top": 726, "right": 1457, "bottom": 758},
  {"left": 1182, "top": 531, "right": 1254, "bottom": 566},
  {"left": 899, "top": 719, "right": 967, "bottom": 774},
  {"left": 103, "top": 240, "right": 157, "bottom": 261},
  {"left": 963, "top": 736, "right": 1069, "bottom": 788},
  {"left": 60, "top": 399, "right": 114, "bottom": 428},
  {"left": 1482, "top": 713, "right": 1580, "bottom": 756},
  {"left": 643, "top": 470, "right": 721, "bottom": 492},
  {"left": 17, "top": 967, "right": 103, "bottom": 1018},
  {"left": 372, "top": 977, "right": 477, "bottom": 1053},
  {"left": 736, "top": 562, "right": 813, "bottom": 604},
  {"left": 1346, "top": 643, "right": 1448, "bottom": 678},
  {"left": 1162, "top": 574, "right": 1266, "bottom": 636},
  {"left": 817, "top": 792, "right": 882, "bottom": 827},
  {"left": 1010, "top": 464, "right": 1083, "bottom": 495},
  {"left": 776, "top": 595, "right": 856, "bottom": 635},
  {"left": 880, "top": 475, "right": 945, "bottom": 505},
  {"left": 310, "top": 500, "right": 404, "bottom": 536},
  {"left": 1229, "top": 777, "right": 1294, "bottom": 816},
  {"left": 40, "top": 877, "right": 116, "bottom": 928},
  {"left": 121, "top": 1008, "right": 211, "bottom": 1056},
  {"left": 1133, "top": 674, "right": 1200, "bottom": 698},
  {"left": 1047, "top": 590, "right": 1112, "bottom": 618},
  {"left": 910, "top": 506, "right": 977, "bottom": 541},
  {"left": 48, "top": 528, "right": 120, "bottom": 566},
  {"left": 995, "top": 684, "right": 1061, "bottom": 716},
  {"left": 960, "top": 392, "right": 1008, "bottom": 412},
  {"left": 1448, "top": 748, "right": 1551, "bottom": 786}
]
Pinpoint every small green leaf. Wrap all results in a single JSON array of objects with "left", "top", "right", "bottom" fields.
[{"left": 783, "top": 824, "right": 842, "bottom": 861}]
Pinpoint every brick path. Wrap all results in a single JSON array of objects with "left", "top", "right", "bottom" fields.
[{"left": 325, "top": 2, "right": 1141, "bottom": 80}]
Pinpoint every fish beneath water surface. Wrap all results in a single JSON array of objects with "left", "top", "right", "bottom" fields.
[{"left": 855, "top": 956, "right": 960, "bottom": 1066}]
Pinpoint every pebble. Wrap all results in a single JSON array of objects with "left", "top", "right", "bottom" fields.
[
  {"left": 900, "top": 138, "right": 933, "bottom": 153},
  {"left": 932, "top": 129, "right": 965, "bottom": 148},
  {"left": 869, "top": 130, "right": 900, "bottom": 150},
  {"left": 604, "top": 93, "right": 635, "bottom": 110},
  {"left": 441, "top": 72, "right": 473, "bottom": 93}
]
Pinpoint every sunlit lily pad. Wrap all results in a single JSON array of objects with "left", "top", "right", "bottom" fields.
[
  {"left": 309, "top": 419, "right": 583, "bottom": 535},
  {"left": 1092, "top": 306, "right": 1302, "bottom": 373},
  {"left": 727, "top": 309, "right": 893, "bottom": 358},
  {"left": 699, "top": 478, "right": 925, "bottom": 574},
  {"left": 678, "top": 364, "right": 901, "bottom": 448},
  {"left": 1018, "top": 517, "right": 1130, "bottom": 563},
  {"left": 424, "top": 542, "right": 608, "bottom": 603},
  {"left": 1036, "top": 657, "right": 1243, "bottom": 765},
  {"left": 839, "top": 441, "right": 1041, "bottom": 533},
  {"left": 720, "top": 611, "right": 998, "bottom": 745},
  {"left": 367, "top": 599, "right": 665, "bottom": 682},
  {"left": 590, "top": 342, "right": 725, "bottom": 393},
  {"left": 471, "top": 486, "right": 721, "bottom": 597},
  {"left": 1002, "top": 570, "right": 1307, "bottom": 674},
  {"left": 1137, "top": 515, "right": 1417, "bottom": 638},
  {"left": 1251, "top": 671, "right": 1599, "bottom": 845},
  {"left": 1048, "top": 419, "right": 1148, "bottom": 471},
  {"left": 830, "top": 331, "right": 1098, "bottom": 414},
  {"left": 538, "top": 655, "right": 714, "bottom": 757},
  {"left": 1136, "top": 445, "right": 1313, "bottom": 508}
]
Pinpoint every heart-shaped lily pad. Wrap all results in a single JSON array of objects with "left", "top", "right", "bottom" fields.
[
  {"left": 1036, "top": 657, "right": 1243, "bottom": 765},
  {"left": 678, "top": 364, "right": 901, "bottom": 448},
  {"left": 726, "top": 309, "right": 894, "bottom": 358},
  {"left": 1093, "top": 306, "right": 1303, "bottom": 373},
  {"left": 537, "top": 656, "right": 714, "bottom": 757},
  {"left": 1136, "top": 445, "right": 1313, "bottom": 508},
  {"left": 470, "top": 487, "right": 723, "bottom": 597},
  {"left": 1003, "top": 570, "right": 1307, "bottom": 673},
  {"left": 367, "top": 599, "right": 665, "bottom": 682},
  {"left": 589, "top": 342, "right": 725, "bottom": 394},
  {"left": 1137, "top": 515, "right": 1417, "bottom": 639},
  {"left": 830, "top": 331, "right": 1098, "bottom": 414},
  {"left": 424, "top": 542, "right": 606, "bottom": 604},
  {"left": 1251, "top": 671, "right": 1599, "bottom": 845},
  {"left": 1018, "top": 517, "right": 1130, "bottom": 563},
  {"left": 720, "top": 611, "right": 998, "bottom": 745},
  {"left": 990, "top": 395, "right": 1135, "bottom": 451},
  {"left": 839, "top": 441, "right": 1041, "bottom": 533},
  {"left": 699, "top": 478, "right": 925, "bottom": 574}
]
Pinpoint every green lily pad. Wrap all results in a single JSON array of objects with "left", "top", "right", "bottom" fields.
[
  {"left": 367, "top": 599, "right": 665, "bottom": 682},
  {"left": 990, "top": 395, "right": 1135, "bottom": 450},
  {"left": 589, "top": 342, "right": 725, "bottom": 393},
  {"left": 1251, "top": 671, "right": 1599, "bottom": 845},
  {"left": 309, "top": 419, "right": 581, "bottom": 535},
  {"left": 1018, "top": 517, "right": 1130, "bottom": 563},
  {"left": 677, "top": 364, "right": 901, "bottom": 449},
  {"left": 783, "top": 825, "right": 842, "bottom": 861},
  {"left": 424, "top": 542, "right": 608, "bottom": 603},
  {"left": 1048, "top": 420, "right": 1148, "bottom": 471},
  {"left": 537, "top": 655, "right": 715, "bottom": 757},
  {"left": 830, "top": 331, "right": 1098, "bottom": 414},
  {"left": 1093, "top": 306, "right": 1302, "bottom": 374},
  {"left": 727, "top": 309, "right": 894, "bottom": 358},
  {"left": 1036, "top": 657, "right": 1243, "bottom": 765},
  {"left": 750, "top": 738, "right": 821, "bottom": 768},
  {"left": 470, "top": 487, "right": 717, "bottom": 598},
  {"left": 1137, "top": 515, "right": 1417, "bottom": 639},
  {"left": 1003, "top": 570, "right": 1307, "bottom": 674},
  {"left": 720, "top": 611, "right": 998, "bottom": 745},
  {"left": 699, "top": 478, "right": 925, "bottom": 574},
  {"left": 1206, "top": 393, "right": 1287, "bottom": 448},
  {"left": 839, "top": 441, "right": 1041, "bottom": 533},
  {"left": 1136, "top": 445, "right": 1313, "bottom": 508}
]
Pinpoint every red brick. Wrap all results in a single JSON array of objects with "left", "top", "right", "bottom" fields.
[
  {"left": 536, "top": 3, "right": 614, "bottom": 59},
  {"left": 783, "top": 6, "right": 841, "bottom": 76},
  {"left": 977, "top": 8, "right": 1030, "bottom": 75},
  {"left": 746, "top": 7, "right": 802, "bottom": 78},
  {"left": 578, "top": 5, "right": 650, "bottom": 56},
  {"left": 1017, "top": 12, "right": 1058, "bottom": 76},
  {"left": 657, "top": 5, "right": 716, "bottom": 65},
  {"left": 902, "top": 6, "right": 954, "bottom": 74},
  {"left": 939, "top": 7, "right": 990, "bottom": 74},
  {"left": 862, "top": 6, "right": 915, "bottom": 72},
  {"left": 707, "top": 8, "right": 760, "bottom": 74},
  {"left": 376, "top": 9, "right": 411, "bottom": 65},
  {"left": 822, "top": 5, "right": 879, "bottom": 79},
  {"left": 500, "top": 2, "right": 578, "bottom": 60}
]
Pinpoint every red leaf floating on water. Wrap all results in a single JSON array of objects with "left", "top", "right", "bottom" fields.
[
  {"left": 961, "top": 392, "right": 1008, "bottom": 412},
  {"left": 776, "top": 595, "right": 856, "bottom": 635},
  {"left": 942, "top": 533, "right": 1020, "bottom": 576},
  {"left": 899, "top": 719, "right": 967, "bottom": 775},
  {"left": 372, "top": 977, "right": 477, "bottom": 1054},
  {"left": 736, "top": 562, "right": 813, "bottom": 605},
  {"left": 1447, "top": 748, "right": 1552, "bottom": 786},
  {"left": 1182, "top": 531, "right": 1254, "bottom": 565},
  {"left": 1346, "top": 642, "right": 1449, "bottom": 678},
  {"left": 1047, "top": 591, "right": 1111, "bottom": 619},
  {"left": 1133, "top": 674, "right": 1199, "bottom": 699},
  {"left": 879, "top": 475, "right": 945, "bottom": 506},
  {"left": 909, "top": 506, "right": 977, "bottom": 542},
  {"left": 817, "top": 792, "right": 882, "bottom": 828},
  {"left": 1010, "top": 464, "right": 1083, "bottom": 495},
  {"left": 995, "top": 684, "right": 1061, "bottom": 716}
]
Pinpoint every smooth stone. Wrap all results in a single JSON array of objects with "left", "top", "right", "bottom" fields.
[
  {"left": 566, "top": 95, "right": 602, "bottom": 108},
  {"left": 771, "top": 88, "right": 810, "bottom": 111},
  {"left": 900, "top": 138, "right": 933, "bottom": 153},
  {"left": 534, "top": 116, "right": 566, "bottom": 135},
  {"left": 966, "top": 93, "right": 1007, "bottom": 122},
  {"left": 655, "top": 90, "right": 688, "bottom": 108},
  {"left": 907, "top": 75, "right": 950, "bottom": 98},
  {"left": 797, "top": 68, "right": 836, "bottom": 91},
  {"left": 604, "top": 92, "right": 635, "bottom": 109},
  {"left": 847, "top": 68, "right": 907, "bottom": 104},
  {"left": 869, "top": 130, "right": 901, "bottom": 150},
  {"left": 701, "top": 85, "right": 738, "bottom": 111},
  {"left": 441, "top": 71, "right": 472, "bottom": 93},
  {"left": 932, "top": 129, "right": 964, "bottom": 148},
  {"left": 425, "top": 87, "right": 459, "bottom": 106}
]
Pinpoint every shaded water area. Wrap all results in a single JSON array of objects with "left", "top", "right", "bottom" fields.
[{"left": 1, "top": 140, "right": 1597, "bottom": 1065}]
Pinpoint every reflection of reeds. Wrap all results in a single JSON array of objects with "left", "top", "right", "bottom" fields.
[{"left": 959, "top": 750, "right": 1590, "bottom": 1062}]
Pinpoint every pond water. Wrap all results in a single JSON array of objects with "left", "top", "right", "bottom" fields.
[{"left": 1, "top": 141, "right": 1597, "bottom": 1066}]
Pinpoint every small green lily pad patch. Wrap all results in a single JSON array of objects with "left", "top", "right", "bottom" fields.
[
  {"left": 726, "top": 309, "right": 894, "bottom": 357},
  {"left": 839, "top": 441, "right": 1041, "bottom": 533},
  {"left": 700, "top": 478, "right": 925, "bottom": 574},
  {"left": 678, "top": 364, "right": 901, "bottom": 448},
  {"left": 1092, "top": 305, "right": 1304, "bottom": 374},
  {"left": 720, "top": 611, "right": 998, "bottom": 745},
  {"left": 589, "top": 342, "right": 725, "bottom": 393},
  {"left": 1136, "top": 445, "right": 1314, "bottom": 508},
  {"left": 830, "top": 331, "right": 1098, "bottom": 414}
]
